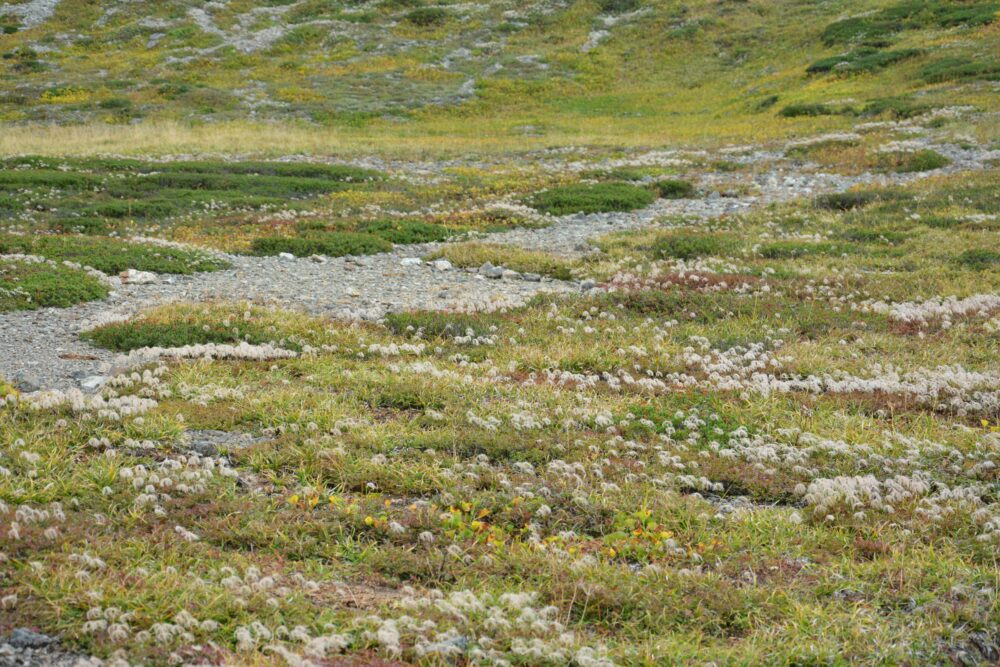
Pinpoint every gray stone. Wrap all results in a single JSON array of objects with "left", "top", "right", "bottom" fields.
[
  {"left": 522, "top": 272, "right": 542, "bottom": 282},
  {"left": 5, "top": 629, "right": 54, "bottom": 649},
  {"left": 181, "top": 430, "right": 270, "bottom": 457},
  {"left": 479, "top": 263, "right": 504, "bottom": 279},
  {"left": 12, "top": 372, "right": 41, "bottom": 393},
  {"left": 78, "top": 376, "right": 106, "bottom": 392}
]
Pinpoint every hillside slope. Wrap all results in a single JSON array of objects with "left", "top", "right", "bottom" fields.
[{"left": 0, "top": 0, "right": 998, "bottom": 151}]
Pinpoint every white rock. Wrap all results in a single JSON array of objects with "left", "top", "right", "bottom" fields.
[
  {"left": 400, "top": 258, "right": 422, "bottom": 266},
  {"left": 278, "top": 252, "right": 296, "bottom": 261},
  {"left": 432, "top": 259, "right": 453, "bottom": 271},
  {"left": 119, "top": 269, "right": 157, "bottom": 285},
  {"left": 79, "top": 376, "right": 107, "bottom": 392}
]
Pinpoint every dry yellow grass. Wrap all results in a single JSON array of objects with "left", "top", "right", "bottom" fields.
[{"left": 0, "top": 115, "right": 846, "bottom": 158}]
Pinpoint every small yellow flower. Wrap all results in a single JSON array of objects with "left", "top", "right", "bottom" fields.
[
  {"left": 288, "top": 494, "right": 300, "bottom": 506},
  {"left": 309, "top": 496, "right": 319, "bottom": 508},
  {"left": 364, "top": 516, "right": 375, "bottom": 526},
  {"left": 329, "top": 495, "right": 338, "bottom": 505},
  {"left": 983, "top": 419, "right": 991, "bottom": 428}
]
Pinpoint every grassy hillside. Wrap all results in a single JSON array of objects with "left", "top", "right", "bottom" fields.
[{"left": 1, "top": 0, "right": 998, "bottom": 154}]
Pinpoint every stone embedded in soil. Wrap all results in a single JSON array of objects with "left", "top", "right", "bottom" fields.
[{"left": 181, "top": 430, "right": 272, "bottom": 457}]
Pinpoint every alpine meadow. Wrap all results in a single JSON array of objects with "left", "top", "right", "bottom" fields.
[{"left": 1, "top": 0, "right": 1000, "bottom": 665}]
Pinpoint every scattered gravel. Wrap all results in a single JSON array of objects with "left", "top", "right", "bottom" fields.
[
  {"left": 1, "top": 139, "right": 996, "bottom": 393},
  {"left": 0, "top": 629, "right": 97, "bottom": 667}
]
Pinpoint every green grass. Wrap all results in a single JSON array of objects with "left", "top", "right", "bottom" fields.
[
  {"left": 651, "top": 232, "right": 732, "bottom": 260},
  {"left": 3, "top": 169, "right": 1000, "bottom": 666},
  {"left": 759, "top": 240, "right": 858, "bottom": 259},
  {"left": 527, "top": 182, "right": 656, "bottom": 215},
  {"left": 425, "top": 242, "right": 576, "bottom": 280},
  {"left": 0, "top": 235, "right": 228, "bottom": 274},
  {"left": 0, "top": 258, "right": 109, "bottom": 311}
]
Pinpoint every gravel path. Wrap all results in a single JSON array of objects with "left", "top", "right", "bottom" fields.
[{"left": 1, "top": 139, "right": 997, "bottom": 392}]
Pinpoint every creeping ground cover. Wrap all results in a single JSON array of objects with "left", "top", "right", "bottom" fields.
[{"left": 1, "top": 168, "right": 999, "bottom": 665}]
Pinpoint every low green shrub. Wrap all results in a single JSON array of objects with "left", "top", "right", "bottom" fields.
[
  {"left": 920, "top": 57, "right": 1000, "bottom": 83},
  {"left": 528, "top": 182, "right": 656, "bottom": 215},
  {"left": 81, "top": 319, "right": 295, "bottom": 351},
  {"left": 598, "top": 0, "right": 641, "bottom": 13},
  {"left": 807, "top": 48, "right": 920, "bottom": 75},
  {"left": 822, "top": 1, "right": 999, "bottom": 45},
  {"left": 653, "top": 179, "right": 696, "bottom": 199},
  {"left": 250, "top": 232, "right": 392, "bottom": 258},
  {"left": 956, "top": 249, "right": 1000, "bottom": 270},
  {"left": 0, "top": 235, "right": 228, "bottom": 274},
  {"left": 405, "top": 7, "right": 448, "bottom": 25},
  {"left": 861, "top": 97, "right": 931, "bottom": 119},
  {"left": 358, "top": 219, "right": 459, "bottom": 244},
  {"left": 880, "top": 150, "right": 951, "bottom": 173},
  {"left": 779, "top": 103, "right": 839, "bottom": 118},
  {"left": 651, "top": 233, "right": 730, "bottom": 260},
  {"left": 0, "top": 195, "right": 22, "bottom": 212},
  {"left": 0, "top": 260, "right": 109, "bottom": 311},
  {"left": 814, "top": 191, "right": 880, "bottom": 211},
  {"left": 840, "top": 228, "right": 909, "bottom": 244}
]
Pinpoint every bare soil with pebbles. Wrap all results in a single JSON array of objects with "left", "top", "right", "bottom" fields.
[{"left": 1, "top": 139, "right": 997, "bottom": 393}]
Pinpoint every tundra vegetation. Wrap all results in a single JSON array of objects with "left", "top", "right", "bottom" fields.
[{"left": 1, "top": 0, "right": 1000, "bottom": 665}]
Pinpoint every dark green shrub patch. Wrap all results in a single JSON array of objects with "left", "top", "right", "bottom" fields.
[
  {"left": 814, "top": 191, "right": 880, "bottom": 211},
  {"left": 822, "top": 1, "right": 999, "bottom": 45},
  {"left": 956, "top": 249, "right": 1000, "bottom": 270},
  {"left": 779, "top": 103, "right": 842, "bottom": 118},
  {"left": 861, "top": 97, "right": 931, "bottom": 119},
  {"left": 599, "top": 0, "right": 641, "bottom": 12},
  {"left": 879, "top": 150, "right": 951, "bottom": 173},
  {"left": 807, "top": 48, "right": 921, "bottom": 75},
  {"left": 651, "top": 232, "right": 732, "bottom": 260},
  {"left": 405, "top": 7, "right": 448, "bottom": 25},
  {"left": 0, "top": 235, "right": 228, "bottom": 274},
  {"left": 920, "top": 57, "right": 1000, "bottom": 82},
  {"left": 81, "top": 319, "right": 298, "bottom": 352},
  {"left": 0, "top": 260, "right": 109, "bottom": 311},
  {"left": 250, "top": 232, "right": 392, "bottom": 258},
  {"left": 0, "top": 195, "right": 22, "bottom": 212},
  {"left": 653, "top": 179, "right": 696, "bottom": 199},
  {"left": 357, "top": 219, "right": 460, "bottom": 244},
  {"left": 840, "top": 228, "right": 910, "bottom": 244},
  {"left": 528, "top": 183, "right": 656, "bottom": 215}
]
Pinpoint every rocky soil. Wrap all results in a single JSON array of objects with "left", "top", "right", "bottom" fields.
[{"left": 1, "top": 138, "right": 997, "bottom": 393}]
